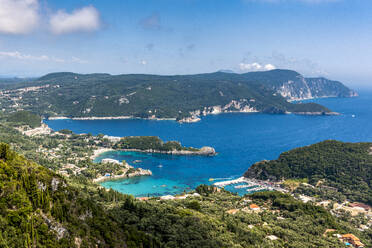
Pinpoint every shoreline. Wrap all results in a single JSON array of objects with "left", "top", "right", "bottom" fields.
[
  {"left": 115, "top": 147, "right": 216, "bottom": 156},
  {"left": 48, "top": 116, "right": 176, "bottom": 121},
  {"left": 213, "top": 177, "right": 287, "bottom": 193},
  {"left": 90, "top": 148, "right": 115, "bottom": 161},
  {"left": 93, "top": 169, "right": 152, "bottom": 183},
  {"left": 47, "top": 109, "right": 338, "bottom": 124}
]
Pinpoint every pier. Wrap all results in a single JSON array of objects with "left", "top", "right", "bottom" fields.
[{"left": 213, "top": 177, "right": 286, "bottom": 193}]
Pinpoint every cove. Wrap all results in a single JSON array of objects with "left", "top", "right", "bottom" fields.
[{"left": 45, "top": 91, "right": 372, "bottom": 196}]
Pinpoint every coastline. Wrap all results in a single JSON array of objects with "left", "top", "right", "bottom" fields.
[
  {"left": 93, "top": 168, "right": 152, "bottom": 183},
  {"left": 294, "top": 111, "right": 340, "bottom": 116},
  {"left": 47, "top": 108, "right": 340, "bottom": 124},
  {"left": 48, "top": 116, "right": 176, "bottom": 121},
  {"left": 117, "top": 147, "right": 216, "bottom": 156},
  {"left": 90, "top": 148, "right": 114, "bottom": 161}
]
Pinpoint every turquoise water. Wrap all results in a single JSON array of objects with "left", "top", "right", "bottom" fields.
[{"left": 45, "top": 91, "right": 372, "bottom": 196}]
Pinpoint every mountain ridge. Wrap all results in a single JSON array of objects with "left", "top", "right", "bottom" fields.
[{"left": 0, "top": 69, "right": 356, "bottom": 121}]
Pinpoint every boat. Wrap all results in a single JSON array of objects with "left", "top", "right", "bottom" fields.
[{"left": 209, "top": 178, "right": 214, "bottom": 181}]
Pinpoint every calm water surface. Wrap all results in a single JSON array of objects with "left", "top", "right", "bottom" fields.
[{"left": 45, "top": 91, "right": 372, "bottom": 196}]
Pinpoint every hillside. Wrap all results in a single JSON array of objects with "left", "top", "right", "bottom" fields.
[
  {"left": 7, "top": 111, "right": 42, "bottom": 128},
  {"left": 0, "top": 69, "right": 356, "bottom": 120},
  {"left": 244, "top": 140, "right": 372, "bottom": 205},
  {"left": 0, "top": 143, "right": 153, "bottom": 247},
  {"left": 1, "top": 143, "right": 369, "bottom": 247}
]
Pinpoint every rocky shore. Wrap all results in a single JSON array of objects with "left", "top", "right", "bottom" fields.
[
  {"left": 48, "top": 116, "right": 176, "bottom": 121},
  {"left": 93, "top": 158, "right": 152, "bottom": 183},
  {"left": 93, "top": 168, "right": 152, "bottom": 183},
  {"left": 294, "top": 111, "right": 340, "bottom": 116}
]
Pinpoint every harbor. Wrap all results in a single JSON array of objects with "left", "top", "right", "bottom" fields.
[{"left": 213, "top": 177, "right": 287, "bottom": 193}]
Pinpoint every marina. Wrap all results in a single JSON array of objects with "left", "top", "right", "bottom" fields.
[{"left": 214, "top": 177, "right": 287, "bottom": 193}]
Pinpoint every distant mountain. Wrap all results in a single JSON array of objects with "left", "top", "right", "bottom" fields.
[
  {"left": 217, "top": 69, "right": 236, "bottom": 73},
  {"left": 0, "top": 69, "right": 356, "bottom": 120}
]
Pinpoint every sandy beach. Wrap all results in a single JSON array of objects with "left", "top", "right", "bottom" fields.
[{"left": 91, "top": 147, "right": 114, "bottom": 160}]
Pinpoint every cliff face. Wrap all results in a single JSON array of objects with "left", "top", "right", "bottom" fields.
[
  {"left": 274, "top": 76, "right": 357, "bottom": 101},
  {"left": 241, "top": 69, "right": 357, "bottom": 101}
]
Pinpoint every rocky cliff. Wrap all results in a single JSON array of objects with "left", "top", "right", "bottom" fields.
[{"left": 264, "top": 72, "right": 357, "bottom": 101}]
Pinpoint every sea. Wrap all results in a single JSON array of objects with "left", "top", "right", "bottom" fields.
[{"left": 45, "top": 91, "right": 372, "bottom": 197}]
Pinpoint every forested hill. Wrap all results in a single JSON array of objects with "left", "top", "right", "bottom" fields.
[
  {"left": 244, "top": 140, "right": 372, "bottom": 205},
  {"left": 0, "top": 69, "right": 356, "bottom": 119},
  {"left": 0, "top": 143, "right": 152, "bottom": 247}
]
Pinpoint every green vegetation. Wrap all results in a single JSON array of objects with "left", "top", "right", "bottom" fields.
[
  {"left": 7, "top": 111, "right": 41, "bottom": 128},
  {"left": 3, "top": 142, "right": 371, "bottom": 247},
  {"left": 0, "top": 112, "right": 370, "bottom": 247},
  {"left": 0, "top": 115, "right": 125, "bottom": 179},
  {"left": 114, "top": 136, "right": 199, "bottom": 152},
  {"left": 0, "top": 69, "right": 353, "bottom": 119},
  {"left": 282, "top": 178, "right": 308, "bottom": 191},
  {"left": 244, "top": 140, "right": 372, "bottom": 205},
  {"left": 113, "top": 189, "right": 371, "bottom": 247},
  {"left": 0, "top": 143, "right": 153, "bottom": 247}
]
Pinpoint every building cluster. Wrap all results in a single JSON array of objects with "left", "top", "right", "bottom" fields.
[{"left": 337, "top": 234, "right": 364, "bottom": 248}]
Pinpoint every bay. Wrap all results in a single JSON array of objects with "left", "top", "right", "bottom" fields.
[{"left": 45, "top": 91, "right": 372, "bottom": 196}]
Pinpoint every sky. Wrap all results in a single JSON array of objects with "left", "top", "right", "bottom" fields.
[{"left": 0, "top": 0, "right": 371, "bottom": 87}]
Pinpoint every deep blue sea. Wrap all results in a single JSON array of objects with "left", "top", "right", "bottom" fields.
[{"left": 45, "top": 91, "right": 372, "bottom": 196}]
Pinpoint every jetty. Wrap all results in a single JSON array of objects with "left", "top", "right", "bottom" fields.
[
  {"left": 213, "top": 177, "right": 286, "bottom": 193},
  {"left": 213, "top": 177, "right": 246, "bottom": 187}
]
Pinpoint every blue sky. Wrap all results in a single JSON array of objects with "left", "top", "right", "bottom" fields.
[{"left": 0, "top": 0, "right": 371, "bottom": 87}]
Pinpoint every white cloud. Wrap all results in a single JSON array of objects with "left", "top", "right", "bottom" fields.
[
  {"left": 239, "top": 62, "right": 262, "bottom": 71},
  {"left": 71, "top": 56, "right": 88, "bottom": 64},
  {"left": 50, "top": 6, "right": 101, "bottom": 35},
  {"left": 0, "top": 51, "right": 87, "bottom": 64},
  {"left": 239, "top": 62, "right": 276, "bottom": 72},
  {"left": 0, "top": 0, "right": 39, "bottom": 34},
  {"left": 264, "top": 64, "right": 276, "bottom": 70},
  {"left": 0, "top": 51, "right": 49, "bottom": 61},
  {"left": 140, "top": 60, "right": 147, "bottom": 65}
]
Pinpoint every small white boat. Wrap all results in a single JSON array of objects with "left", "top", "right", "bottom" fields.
[
  {"left": 157, "top": 164, "right": 163, "bottom": 168},
  {"left": 352, "top": 114, "right": 356, "bottom": 118}
]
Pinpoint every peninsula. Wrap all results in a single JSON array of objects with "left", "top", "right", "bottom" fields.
[
  {"left": 244, "top": 140, "right": 372, "bottom": 205},
  {"left": 113, "top": 136, "right": 216, "bottom": 156},
  {"left": 0, "top": 69, "right": 357, "bottom": 122},
  {"left": 92, "top": 158, "right": 152, "bottom": 183}
]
